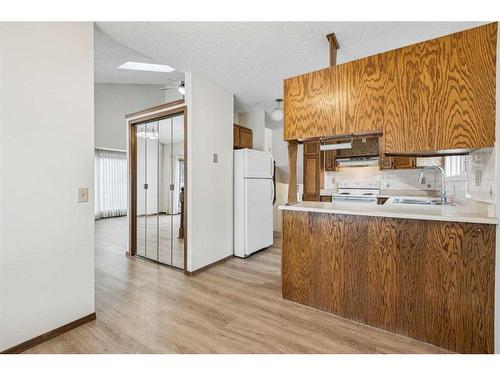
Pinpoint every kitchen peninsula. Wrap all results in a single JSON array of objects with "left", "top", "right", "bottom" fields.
[
  {"left": 279, "top": 201, "right": 496, "bottom": 353},
  {"left": 280, "top": 22, "right": 498, "bottom": 354}
]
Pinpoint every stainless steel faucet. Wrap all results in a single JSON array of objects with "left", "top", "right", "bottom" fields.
[{"left": 418, "top": 165, "right": 447, "bottom": 204}]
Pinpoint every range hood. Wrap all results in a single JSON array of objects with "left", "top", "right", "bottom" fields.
[
  {"left": 336, "top": 157, "right": 379, "bottom": 167},
  {"left": 320, "top": 134, "right": 380, "bottom": 168}
]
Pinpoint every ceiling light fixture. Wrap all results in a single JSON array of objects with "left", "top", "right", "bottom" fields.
[
  {"left": 271, "top": 99, "right": 283, "bottom": 121},
  {"left": 117, "top": 61, "right": 175, "bottom": 73},
  {"left": 161, "top": 80, "right": 185, "bottom": 96}
]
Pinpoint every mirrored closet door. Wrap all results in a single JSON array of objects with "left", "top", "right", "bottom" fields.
[
  {"left": 135, "top": 114, "right": 185, "bottom": 270},
  {"left": 135, "top": 121, "right": 159, "bottom": 261}
]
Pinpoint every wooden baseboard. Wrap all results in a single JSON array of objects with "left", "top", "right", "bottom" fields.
[
  {"left": 1, "top": 312, "right": 96, "bottom": 354},
  {"left": 185, "top": 255, "right": 233, "bottom": 276}
]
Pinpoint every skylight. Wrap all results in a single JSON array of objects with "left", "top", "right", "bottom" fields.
[{"left": 117, "top": 61, "right": 175, "bottom": 73}]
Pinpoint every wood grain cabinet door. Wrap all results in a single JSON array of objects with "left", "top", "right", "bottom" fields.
[
  {"left": 233, "top": 125, "right": 240, "bottom": 148},
  {"left": 284, "top": 68, "right": 341, "bottom": 141},
  {"left": 384, "top": 23, "right": 497, "bottom": 154},
  {"left": 239, "top": 127, "right": 253, "bottom": 149},
  {"left": 324, "top": 149, "right": 336, "bottom": 171},
  {"left": 303, "top": 155, "right": 320, "bottom": 200},
  {"left": 337, "top": 54, "right": 385, "bottom": 135},
  {"left": 303, "top": 141, "right": 320, "bottom": 201},
  {"left": 392, "top": 156, "right": 416, "bottom": 169}
]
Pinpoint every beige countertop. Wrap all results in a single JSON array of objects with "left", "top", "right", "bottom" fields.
[{"left": 279, "top": 198, "right": 498, "bottom": 225}]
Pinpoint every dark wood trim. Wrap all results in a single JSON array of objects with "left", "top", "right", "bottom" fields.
[
  {"left": 326, "top": 32, "right": 340, "bottom": 67},
  {"left": 185, "top": 255, "right": 233, "bottom": 276},
  {"left": 1, "top": 313, "right": 96, "bottom": 354},
  {"left": 128, "top": 116, "right": 137, "bottom": 257},
  {"left": 183, "top": 110, "right": 188, "bottom": 273},
  {"left": 128, "top": 105, "right": 188, "bottom": 272},
  {"left": 287, "top": 141, "right": 298, "bottom": 204},
  {"left": 129, "top": 106, "right": 187, "bottom": 127},
  {"left": 125, "top": 99, "right": 185, "bottom": 119}
]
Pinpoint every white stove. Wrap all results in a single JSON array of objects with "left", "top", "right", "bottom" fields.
[{"left": 332, "top": 181, "right": 380, "bottom": 202}]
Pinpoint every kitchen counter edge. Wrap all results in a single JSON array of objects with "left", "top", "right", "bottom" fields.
[{"left": 279, "top": 202, "right": 498, "bottom": 225}]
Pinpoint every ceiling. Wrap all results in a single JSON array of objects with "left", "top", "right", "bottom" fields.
[
  {"left": 95, "top": 25, "right": 185, "bottom": 85},
  {"left": 95, "top": 21, "right": 487, "bottom": 129}
]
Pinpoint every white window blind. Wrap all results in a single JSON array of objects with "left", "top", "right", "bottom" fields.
[
  {"left": 95, "top": 149, "right": 127, "bottom": 219},
  {"left": 444, "top": 155, "right": 466, "bottom": 177}
]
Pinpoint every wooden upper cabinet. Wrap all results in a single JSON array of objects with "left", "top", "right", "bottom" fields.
[
  {"left": 384, "top": 22, "right": 497, "bottom": 154},
  {"left": 336, "top": 54, "right": 385, "bottom": 135},
  {"left": 233, "top": 124, "right": 240, "bottom": 146},
  {"left": 284, "top": 53, "right": 385, "bottom": 141},
  {"left": 284, "top": 68, "right": 339, "bottom": 140},
  {"left": 284, "top": 23, "right": 497, "bottom": 154}
]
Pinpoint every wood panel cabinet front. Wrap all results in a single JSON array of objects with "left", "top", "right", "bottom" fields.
[
  {"left": 240, "top": 127, "right": 253, "bottom": 149},
  {"left": 384, "top": 23, "right": 497, "bottom": 154},
  {"left": 303, "top": 154, "right": 320, "bottom": 201},
  {"left": 233, "top": 124, "right": 240, "bottom": 146},
  {"left": 284, "top": 23, "right": 497, "bottom": 154},
  {"left": 234, "top": 124, "right": 253, "bottom": 149},
  {"left": 284, "top": 53, "right": 385, "bottom": 141},
  {"left": 282, "top": 211, "right": 495, "bottom": 353}
]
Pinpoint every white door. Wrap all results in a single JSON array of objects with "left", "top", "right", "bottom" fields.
[
  {"left": 244, "top": 149, "right": 273, "bottom": 178},
  {"left": 245, "top": 178, "right": 273, "bottom": 256}
]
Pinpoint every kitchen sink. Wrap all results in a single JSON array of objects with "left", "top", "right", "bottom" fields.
[{"left": 391, "top": 197, "right": 450, "bottom": 206}]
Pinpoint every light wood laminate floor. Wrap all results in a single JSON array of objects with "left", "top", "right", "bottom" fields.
[
  {"left": 136, "top": 213, "right": 184, "bottom": 269},
  {"left": 25, "top": 216, "right": 449, "bottom": 353}
]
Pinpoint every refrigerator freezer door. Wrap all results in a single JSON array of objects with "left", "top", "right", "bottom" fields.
[
  {"left": 244, "top": 149, "right": 273, "bottom": 178},
  {"left": 244, "top": 178, "right": 273, "bottom": 256}
]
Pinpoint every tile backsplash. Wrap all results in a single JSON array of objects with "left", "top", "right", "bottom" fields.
[
  {"left": 324, "top": 147, "right": 496, "bottom": 203},
  {"left": 445, "top": 147, "right": 496, "bottom": 204},
  {"left": 324, "top": 166, "right": 440, "bottom": 191}
]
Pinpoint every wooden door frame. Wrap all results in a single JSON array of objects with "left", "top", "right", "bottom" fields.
[{"left": 127, "top": 101, "right": 188, "bottom": 273}]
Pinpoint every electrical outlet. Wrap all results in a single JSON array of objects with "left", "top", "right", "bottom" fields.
[
  {"left": 213, "top": 153, "right": 218, "bottom": 163},
  {"left": 78, "top": 188, "right": 89, "bottom": 203}
]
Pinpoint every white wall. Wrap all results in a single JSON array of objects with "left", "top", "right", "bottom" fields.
[
  {"left": 95, "top": 83, "right": 164, "bottom": 150},
  {"left": 240, "top": 110, "right": 266, "bottom": 151},
  {"left": 185, "top": 72, "right": 234, "bottom": 272},
  {"left": 164, "top": 88, "right": 183, "bottom": 103},
  {"left": 0, "top": 22, "right": 95, "bottom": 351},
  {"left": 264, "top": 128, "right": 273, "bottom": 153}
]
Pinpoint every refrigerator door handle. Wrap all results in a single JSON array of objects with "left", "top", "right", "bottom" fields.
[{"left": 271, "top": 179, "right": 274, "bottom": 203}]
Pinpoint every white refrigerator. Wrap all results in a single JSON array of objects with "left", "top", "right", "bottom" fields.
[{"left": 234, "top": 149, "right": 274, "bottom": 258}]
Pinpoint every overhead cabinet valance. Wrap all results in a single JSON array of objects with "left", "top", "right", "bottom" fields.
[{"left": 283, "top": 23, "right": 497, "bottom": 154}]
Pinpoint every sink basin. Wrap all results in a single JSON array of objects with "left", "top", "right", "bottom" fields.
[{"left": 391, "top": 197, "right": 450, "bottom": 206}]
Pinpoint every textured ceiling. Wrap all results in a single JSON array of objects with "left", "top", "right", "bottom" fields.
[{"left": 95, "top": 21, "right": 487, "bottom": 128}]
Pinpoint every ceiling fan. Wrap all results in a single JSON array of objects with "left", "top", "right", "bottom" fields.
[{"left": 161, "top": 79, "right": 186, "bottom": 96}]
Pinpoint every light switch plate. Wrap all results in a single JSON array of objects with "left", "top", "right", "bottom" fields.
[
  {"left": 213, "top": 153, "right": 218, "bottom": 163},
  {"left": 78, "top": 187, "right": 89, "bottom": 203}
]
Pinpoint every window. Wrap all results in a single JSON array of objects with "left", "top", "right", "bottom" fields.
[
  {"left": 95, "top": 149, "right": 127, "bottom": 219},
  {"left": 444, "top": 155, "right": 466, "bottom": 177}
]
